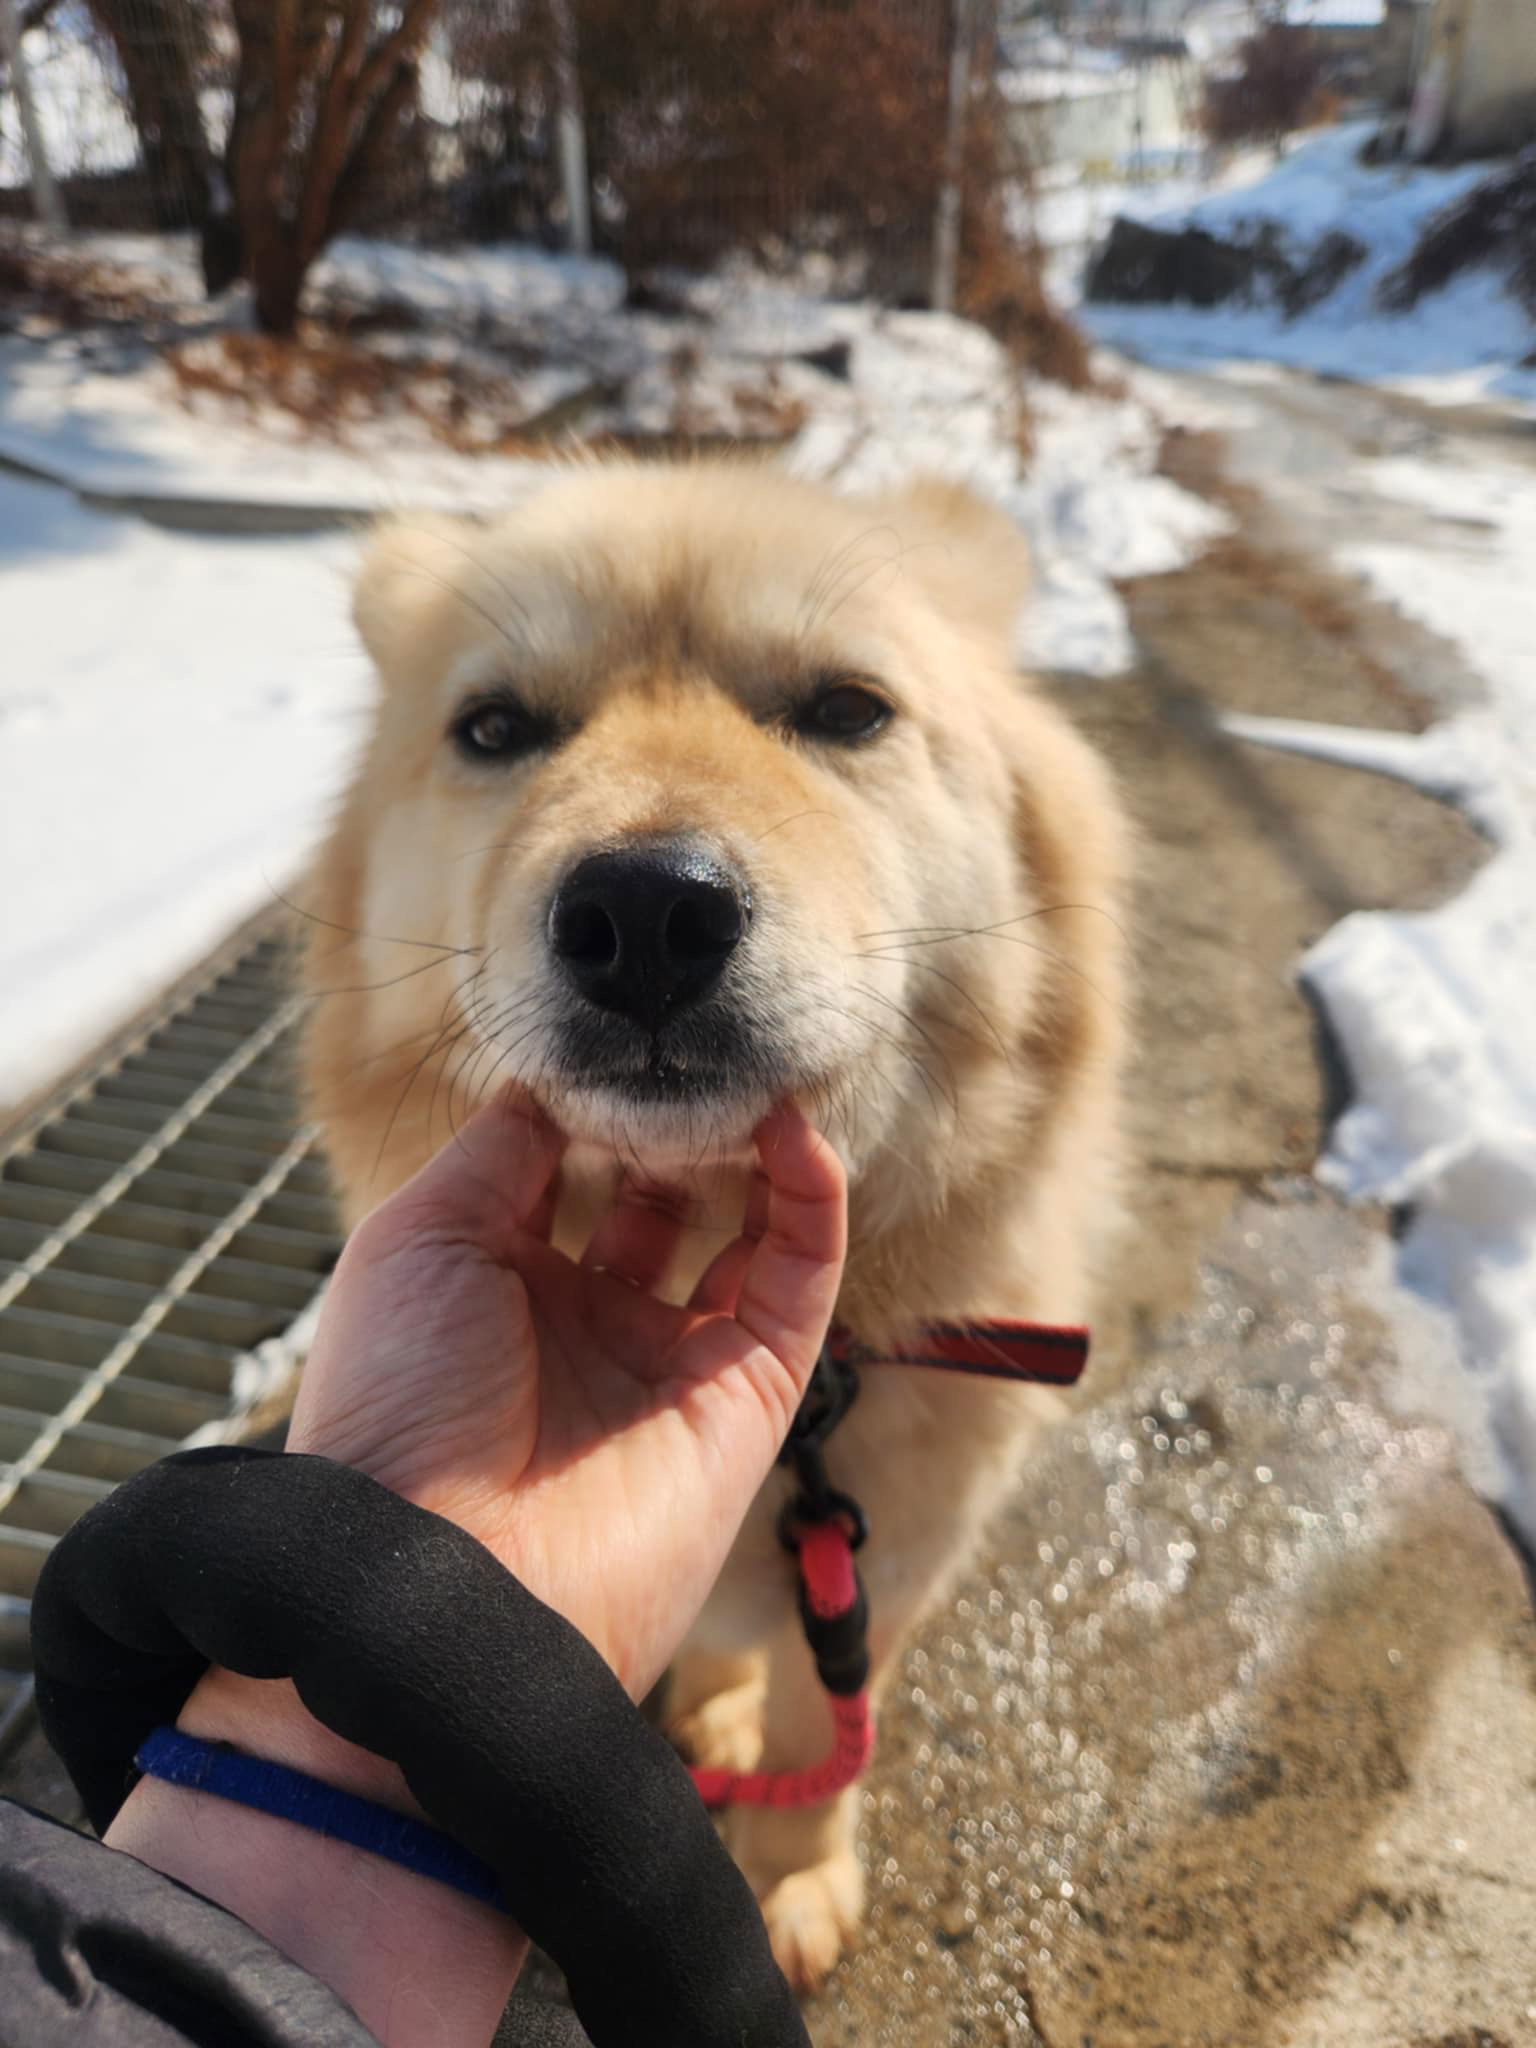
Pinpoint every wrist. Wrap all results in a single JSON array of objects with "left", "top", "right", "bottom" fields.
[
  {"left": 106, "top": 1669, "right": 527, "bottom": 2048},
  {"left": 174, "top": 1664, "right": 417, "bottom": 1811}
]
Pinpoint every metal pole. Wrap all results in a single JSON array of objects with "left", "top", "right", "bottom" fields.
[
  {"left": 548, "top": 0, "right": 591, "bottom": 255},
  {"left": 0, "top": 0, "right": 67, "bottom": 231},
  {"left": 932, "top": 0, "right": 976, "bottom": 314}
]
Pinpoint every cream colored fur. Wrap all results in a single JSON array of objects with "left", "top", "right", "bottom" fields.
[{"left": 301, "top": 459, "right": 1127, "bottom": 1988}]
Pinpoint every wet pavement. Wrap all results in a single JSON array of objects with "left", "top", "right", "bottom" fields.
[{"left": 810, "top": 1194, "right": 1536, "bottom": 2047}]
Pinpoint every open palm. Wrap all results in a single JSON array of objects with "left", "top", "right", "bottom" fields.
[{"left": 287, "top": 1094, "right": 846, "bottom": 1697}]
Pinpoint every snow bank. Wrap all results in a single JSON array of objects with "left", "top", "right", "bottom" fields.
[
  {"left": 0, "top": 235, "right": 628, "bottom": 512},
  {"left": 1084, "top": 121, "right": 1536, "bottom": 411},
  {"left": 1224, "top": 450, "right": 1536, "bottom": 1540},
  {"left": 0, "top": 472, "right": 368, "bottom": 1102}
]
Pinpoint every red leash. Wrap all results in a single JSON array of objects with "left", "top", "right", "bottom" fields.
[{"left": 688, "top": 1317, "right": 1089, "bottom": 1810}]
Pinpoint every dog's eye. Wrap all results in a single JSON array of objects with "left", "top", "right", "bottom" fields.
[
  {"left": 796, "top": 682, "right": 893, "bottom": 744},
  {"left": 450, "top": 696, "right": 555, "bottom": 763}
]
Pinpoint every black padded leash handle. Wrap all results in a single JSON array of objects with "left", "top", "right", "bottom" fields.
[{"left": 30, "top": 1447, "right": 808, "bottom": 2048}]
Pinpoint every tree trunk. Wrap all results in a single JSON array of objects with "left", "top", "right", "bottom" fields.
[
  {"left": 249, "top": 239, "right": 307, "bottom": 334},
  {"left": 85, "top": 0, "right": 212, "bottom": 229}
]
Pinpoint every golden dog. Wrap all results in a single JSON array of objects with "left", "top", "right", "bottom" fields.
[{"left": 301, "top": 460, "right": 1126, "bottom": 1987}]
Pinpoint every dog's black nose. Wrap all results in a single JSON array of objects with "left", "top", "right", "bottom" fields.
[{"left": 548, "top": 840, "right": 748, "bottom": 1028}]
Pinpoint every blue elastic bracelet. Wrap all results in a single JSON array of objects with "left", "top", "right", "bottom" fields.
[{"left": 135, "top": 1725, "right": 508, "bottom": 1912}]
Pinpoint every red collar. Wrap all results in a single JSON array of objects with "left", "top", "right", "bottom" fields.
[{"left": 827, "top": 1317, "right": 1090, "bottom": 1387}]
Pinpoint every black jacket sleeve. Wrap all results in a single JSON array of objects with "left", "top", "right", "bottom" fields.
[
  {"left": 0, "top": 1800, "right": 593, "bottom": 2048},
  {"left": 0, "top": 1797, "right": 382, "bottom": 2047},
  {"left": 28, "top": 1448, "right": 806, "bottom": 2048}
]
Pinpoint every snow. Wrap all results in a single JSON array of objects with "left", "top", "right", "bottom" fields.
[
  {"left": 1000, "top": 67, "right": 1134, "bottom": 107},
  {"left": 0, "top": 330, "right": 536, "bottom": 512},
  {"left": 0, "top": 472, "right": 368, "bottom": 1102},
  {"left": 1084, "top": 121, "right": 1536, "bottom": 412},
  {"left": 1009, "top": 381, "right": 1233, "bottom": 674},
  {"left": 317, "top": 238, "right": 626, "bottom": 326},
  {"left": 1222, "top": 448, "right": 1536, "bottom": 1541},
  {"left": 0, "top": 236, "right": 627, "bottom": 512},
  {"left": 1284, "top": 0, "right": 1384, "bottom": 26}
]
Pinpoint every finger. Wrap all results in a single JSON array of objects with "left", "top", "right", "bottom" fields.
[
  {"left": 369, "top": 1086, "right": 566, "bottom": 1262},
  {"left": 523, "top": 1158, "right": 562, "bottom": 1244},
  {"left": 686, "top": 1169, "right": 770, "bottom": 1317},
  {"left": 730, "top": 1102, "right": 846, "bottom": 1381},
  {"left": 580, "top": 1176, "right": 694, "bottom": 1294}
]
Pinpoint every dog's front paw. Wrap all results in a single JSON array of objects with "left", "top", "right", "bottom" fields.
[
  {"left": 668, "top": 1677, "right": 765, "bottom": 1775},
  {"left": 755, "top": 1851, "right": 864, "bottom": 1991}
]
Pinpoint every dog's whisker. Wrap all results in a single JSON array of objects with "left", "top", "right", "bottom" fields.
[
  {"left": 798, "top": 524, "right": 902, "bottom": 640},
  {"left": 803, "top": 992, "right": 954, "bottom": 1127},
  {"left": 844, "top": 980, "right": 962, "bottom": 1117},
  {"left": 383, "top": 559, "right": 532, "bottom": 666},
  {"left": 368, "top": 958, "right": 492, "bottom": 1181},
  {"left": 397, "top": 522, "right": 536, "bottom": 638},
  {"left": 374, "top": 1010, "right": 474, "bottom": 1184},
  {"left": 754, "top": 808, "right": 837, "bottom": 845},
  {"left": 306, "top": 952, "right": 477, "bottom": 1000},
  {"left": 859, "top": 931, "right": 1125, "bottom": 1021},
  {"left": 851, "top": 951, "right": 1013, "bottom": 1068},
  {"left": 272, "top": 883, "right": 480, "bottom": 957},
  {"left": 854, "top": 901, "right": 1130, "bottom": 946}
]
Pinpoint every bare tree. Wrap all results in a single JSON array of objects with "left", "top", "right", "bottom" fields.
[
  {"left": 1202, "top": 19, "right": 1322, "bottom": 153},
  {"left": 215, "top": 1, "right": 442, "bottom": 333}
]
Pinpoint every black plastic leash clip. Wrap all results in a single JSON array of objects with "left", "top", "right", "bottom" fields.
[
  {"left": 776, "top": 1343, "right": 862, "bottom": 1534},
  {"left": 777, "top": 1346, "right": 871, "bottom": 1693}
]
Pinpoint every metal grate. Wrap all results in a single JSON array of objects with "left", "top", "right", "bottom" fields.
[{"left": 0, "top": 919, "right": 339, "bottom": 1753}]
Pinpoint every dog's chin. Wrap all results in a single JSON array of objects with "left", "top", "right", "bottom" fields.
[{"left": 537, "top": 1077, "right": 772, "bottom": 1176}]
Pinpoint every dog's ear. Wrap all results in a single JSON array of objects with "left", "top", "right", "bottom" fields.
[
  {"left": 869, "top": 477, "right": 1030, "bottom": 652},
  {"left": 352, "top": 514, "right": 487, "bottom": 685}
]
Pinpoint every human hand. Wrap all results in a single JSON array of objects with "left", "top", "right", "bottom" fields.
[
  {"left": 285, "top": 1091, "right": 846, "bottom": 1697},
  {"left": 104, "top": 1093, "right": 842, "bottom": 2044}
]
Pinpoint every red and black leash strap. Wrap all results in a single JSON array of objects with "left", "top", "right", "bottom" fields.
[
  {"left": 827, "top": 1316, "right": 1091, "bottom": 1388},
  {"left": 689, "top": 1344, "right": 873, "bottom": 1810},
  {"left": 687, "top": 1318, "right": 1090, "bottom": 1811}
]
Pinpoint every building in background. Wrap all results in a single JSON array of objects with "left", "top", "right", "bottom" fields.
[
  {"left": 1405, "top": 0, "right": 1536, "bottom": 156},
  {"left": 998, "top": 18, "right": 1202, "bottom": 177},
  {"left": 1379, "top": 0, "right": 1434, "bottom": 106},
  {"left": 1281, "top": 1, "right": 1390, "bottom": 97}
]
